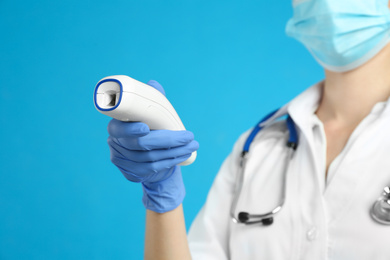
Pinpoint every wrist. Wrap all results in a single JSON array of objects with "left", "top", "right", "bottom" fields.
[{"left": 142, "top": 166, "right": 185, "bottom": 213}]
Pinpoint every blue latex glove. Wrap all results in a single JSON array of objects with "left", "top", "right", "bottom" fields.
[{"left": 107, "top": 80, "right": 199, "bottom": 213}]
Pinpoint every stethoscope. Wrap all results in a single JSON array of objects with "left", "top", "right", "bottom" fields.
[{"left": 230, "top": 109, "right": 390, "bottom": 226}]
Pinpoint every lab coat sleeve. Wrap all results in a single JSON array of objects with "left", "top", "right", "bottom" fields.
[{"left": 187, "top": 132, "right": 249, "bottom": 260}]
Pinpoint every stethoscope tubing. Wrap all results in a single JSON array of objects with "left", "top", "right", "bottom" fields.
[
  {"left": 230, "top": 141, "right": 295, "bottom": 225},
  {"left": 230, "top": 111, "right": 297, "bottom": 225},
  {"left": 231, "top": 109, "right": 390, "bottom": 226}
]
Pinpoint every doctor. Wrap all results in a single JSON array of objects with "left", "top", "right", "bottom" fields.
[{"left": 106, "top": 0, "right": 390, "bottom": 259}]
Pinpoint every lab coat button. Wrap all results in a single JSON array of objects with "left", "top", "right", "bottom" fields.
[{"left": 306, "top": 226, "right": 318, "bottom": 241}]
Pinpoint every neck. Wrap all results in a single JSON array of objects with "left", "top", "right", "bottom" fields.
[{"left": 316, "top": 43, "right": 390, "bottom": 126}]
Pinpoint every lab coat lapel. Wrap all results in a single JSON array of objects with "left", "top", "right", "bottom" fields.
[{"left": 286, "top": 82, "right": 325, "bottom": 195}]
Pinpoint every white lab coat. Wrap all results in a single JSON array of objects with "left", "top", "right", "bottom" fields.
[{"left": 188, "top": 81, "right": 390, "bottom": 260}]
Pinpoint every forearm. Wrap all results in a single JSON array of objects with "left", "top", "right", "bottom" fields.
[{"left": 144, "top": 204, "right": 192, "bottom": 260}]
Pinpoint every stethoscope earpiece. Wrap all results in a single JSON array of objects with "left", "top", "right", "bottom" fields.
[
  {"left": 238, "top": 212, "right": 274, "bottom": 226},
  {"left": 262, "top": 217, "right": 274, "bottom": 226},
  {"left": 238, "top": 212, "right": 250, "bottom": 223}
]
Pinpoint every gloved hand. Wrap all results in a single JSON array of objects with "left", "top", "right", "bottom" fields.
[{"left": 107, "top": 80, "right": 199, "bottom": 213}]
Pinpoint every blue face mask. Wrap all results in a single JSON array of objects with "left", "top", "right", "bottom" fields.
[{"left": 286, "top": 0, "right": 390, "bottom": 72}]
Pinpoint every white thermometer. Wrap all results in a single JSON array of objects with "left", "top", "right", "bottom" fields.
[{"left": 93, "top": 75, "right": 196, "bottom": 166}]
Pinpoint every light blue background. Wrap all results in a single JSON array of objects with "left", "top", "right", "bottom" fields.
[{"left": 0, "top": 0, "right": 323, "bottom": 259}]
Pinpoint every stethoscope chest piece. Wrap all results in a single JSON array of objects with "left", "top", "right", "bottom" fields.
[{"left": 371, "top": 186, "right": 390, "bottom": 225}]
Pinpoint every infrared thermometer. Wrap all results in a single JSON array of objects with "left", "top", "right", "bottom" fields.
[{"left": 93, "top": 75, "right": 196, "bottom": 166}]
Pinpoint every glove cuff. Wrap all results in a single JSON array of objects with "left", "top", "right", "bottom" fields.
[{"left": 141, "top": 166, "right": 185, "bottom": 213}]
